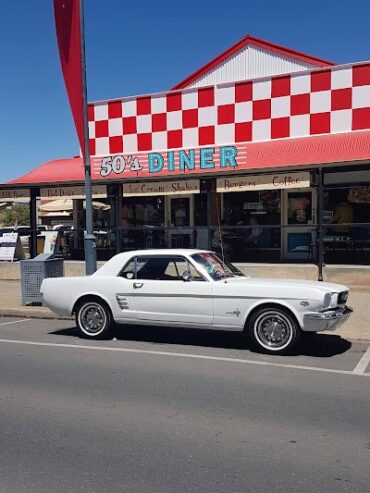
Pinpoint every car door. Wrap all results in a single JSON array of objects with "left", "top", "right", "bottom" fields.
[{"left": 131, "top": 255, "right": 213, "bottom": 325}]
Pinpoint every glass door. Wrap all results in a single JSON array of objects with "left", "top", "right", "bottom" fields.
[
  {"left": 167, "top": 195, "right": 194, "bottom": 248},
  {"left": 282, "top": 189, "right": 316, "bottom": 260}
]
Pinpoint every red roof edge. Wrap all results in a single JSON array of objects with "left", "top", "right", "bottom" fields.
[
  {"left": 7, "top": 157, "right": 84, "bottom": 186},
  {"left": 172, "top": 34, "right": 336, "bottom": 90}
]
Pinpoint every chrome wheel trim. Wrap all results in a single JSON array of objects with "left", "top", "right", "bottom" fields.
[
  {"left": 253, "top": 310, "right": 294, "bottom": 351},
  {"left": 78, "top": 302, "right": 107, "bottom": 336}
]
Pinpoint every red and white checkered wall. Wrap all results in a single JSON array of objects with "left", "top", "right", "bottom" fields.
[{"left": 88, "top": 62, "right": 370, "bottom": 156}]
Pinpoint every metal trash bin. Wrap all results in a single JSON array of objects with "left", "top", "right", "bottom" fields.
[{"left": 20, "top": 253, "right": 64, "bottom": 305}]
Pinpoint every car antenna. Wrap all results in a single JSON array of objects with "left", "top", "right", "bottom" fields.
[{"left": 216, "top": 196, "right": 227, "bottom": 283}]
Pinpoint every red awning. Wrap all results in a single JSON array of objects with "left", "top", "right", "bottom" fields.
[
  {"left": 8, "top": 157, "right": 85, "bottom": 185},
  {"left": 7, "top": 130, "right": 370, "bottom": 186}
]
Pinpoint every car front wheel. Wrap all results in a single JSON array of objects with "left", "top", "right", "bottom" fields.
[
  {"left": 76, "top": 299, "right": 113, "bottom": 339},
  {"left": 248, "top": 307, "right": 300, "bottom": 354}
]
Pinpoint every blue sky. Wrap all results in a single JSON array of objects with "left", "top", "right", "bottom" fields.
[{"left": 1, "top": 0, "right": 369, "bottom": 183}]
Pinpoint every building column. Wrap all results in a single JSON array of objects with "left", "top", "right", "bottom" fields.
[
  {"left": 317, "top": 168, "right": 324, "bottom": 281},
  {"left": 107, "top": 183, "right": 122, "bottom": 254},
  {"left": 29, "top": 187, "right": 40, "bottom": 258}
]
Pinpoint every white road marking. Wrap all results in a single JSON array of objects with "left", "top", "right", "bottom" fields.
[
  {"left": 0, "top": 338, "right": 369, "bottom": 378},
  {"left": 353, "top": 345, "right": 370, "bottom": 374},
  {"left": 0, "top": 319, "right": 31, "bottom": 327}
]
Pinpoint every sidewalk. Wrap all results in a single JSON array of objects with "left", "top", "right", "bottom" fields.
[
  {"left": 0, "top": 280, "right": 72, "bottom": 320},
  {"left": 0, "top": 279, "right": 369, "bottom": 341}
]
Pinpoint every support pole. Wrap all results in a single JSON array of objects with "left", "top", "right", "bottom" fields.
[
  {"left": 317, "top": 168, "right": 324, "bottom": 281},
  {"left": 79, "top": 0, "right": 96, "bottom": 274},
  {"left": 29, "top": 187, "right": 39, "bottom": 259}
]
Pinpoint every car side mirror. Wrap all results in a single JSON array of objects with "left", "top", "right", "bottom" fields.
[{"left": 182, "top": 270, "right": 191, "bottom": 282}]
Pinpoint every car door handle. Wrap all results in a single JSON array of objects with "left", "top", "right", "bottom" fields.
[{"left": 133, "top": 283, "right": 144, "bottom": 289}]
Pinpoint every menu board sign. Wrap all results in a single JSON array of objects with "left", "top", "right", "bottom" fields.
[
  {"left": 0, "top": 233, "right": 24, "bottom": 261},
  {"left": 123, "top": 179, "right": 200, "bottom": 196},
  {"left": 0, "top": 189, "right": 30, "bottom": 201},
  {"left": 217, "top": 172, "right": 310, "bottom": 193}
]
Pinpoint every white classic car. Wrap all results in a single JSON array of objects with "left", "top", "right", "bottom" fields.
[{"left": 40, "top": 249, "right": 352, "bottom": 354}]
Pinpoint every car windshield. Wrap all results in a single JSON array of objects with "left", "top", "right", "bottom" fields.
[
  {"left": 191, "top": 252, "right": 242, "bottom": 280},
  {"left": 224, "top": 261, "right": 245, "bottom": 277}
]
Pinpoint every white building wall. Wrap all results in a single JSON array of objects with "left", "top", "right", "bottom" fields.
[{"left": 187, "top": 45, "right": 315, "bottom": 88}]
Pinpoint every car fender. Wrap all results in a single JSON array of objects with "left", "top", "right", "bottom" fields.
[
  {"left": 70, "top": 290, "right": 113, "bottom": 316},
  {"left": 242, "top": 298, "right": 304, "bottom": 329}
]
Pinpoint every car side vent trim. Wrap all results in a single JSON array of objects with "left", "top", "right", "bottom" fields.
[{"left": 116, "top": 294, "right": 129, "bottom": 310}]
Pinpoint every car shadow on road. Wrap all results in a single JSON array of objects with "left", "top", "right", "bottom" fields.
[
  {"left": 297, "top": 333, "right": 352, "bottom": 358},
  {"left": 49, "top": 325, "right": 352, "bottom": 357}
]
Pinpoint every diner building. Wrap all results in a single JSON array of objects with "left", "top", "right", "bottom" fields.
[{"left": 1, "top": 35, "right": 370, "bottom": 265}]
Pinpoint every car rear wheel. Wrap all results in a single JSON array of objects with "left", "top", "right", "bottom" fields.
[
  {"left": 76, "top": 299, "right": 113, "bottom": 339},
  {"left": 248, "top": 307, "right": 300, "bottom": 354}
]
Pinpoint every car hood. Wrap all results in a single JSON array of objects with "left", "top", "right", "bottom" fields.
[{"left": 224, "top": 276, "right": 348, "bottom": 293}]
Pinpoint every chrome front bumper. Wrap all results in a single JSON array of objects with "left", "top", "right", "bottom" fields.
[{"left": 303, "top": 306, "right": 353, "bottom": 332}]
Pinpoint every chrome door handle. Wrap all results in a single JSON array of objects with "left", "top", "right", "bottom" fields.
[{"left": 133, "top": 283, "right": 144, "bottom": 289}]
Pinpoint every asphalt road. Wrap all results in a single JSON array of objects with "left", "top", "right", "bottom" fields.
[{"left": 0, "top": 317, "right": 369, "bottom": 493}]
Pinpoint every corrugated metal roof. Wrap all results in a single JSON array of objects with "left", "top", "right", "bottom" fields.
[
  {"left": 172, "top": 34, "right": 335, "bottom": 90},
  {"left": 186, "top": 45, "right": 315, "bottom": 88},
  {"left": 7, "top": 157, "right": 84, "bottom": 186}
]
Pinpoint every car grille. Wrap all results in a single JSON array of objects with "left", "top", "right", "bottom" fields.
[{"left": 338, "top": 291, "right": 349, "bottom": 305}]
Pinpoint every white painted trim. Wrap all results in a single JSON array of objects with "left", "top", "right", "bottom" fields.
[{"left": 353, "top": 346, "right": 370, "bottom": 374}]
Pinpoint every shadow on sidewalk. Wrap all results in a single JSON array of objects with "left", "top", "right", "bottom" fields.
[{"left": 49, "top": 324, "right": 351, "bottom": 358}]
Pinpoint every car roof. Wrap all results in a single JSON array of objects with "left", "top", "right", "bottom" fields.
[{"left": 94, "top": 249, "right": 212, "bottom": 277}]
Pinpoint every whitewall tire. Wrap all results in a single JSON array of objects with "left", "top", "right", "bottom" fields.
[
  {"left": 248, "top": 307, "right": 301, "bottom": 354},
  {"left": 76, "top": 299, "right": 113, "bottom": 339}
]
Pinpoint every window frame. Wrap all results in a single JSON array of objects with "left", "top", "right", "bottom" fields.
[{"left": 118, "top": 254, "right": 208, "bottom": 282}]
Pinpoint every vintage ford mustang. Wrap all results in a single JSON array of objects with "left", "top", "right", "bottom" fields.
[{"left": 40, "top": 249, "right": 352, "bottom": 354}]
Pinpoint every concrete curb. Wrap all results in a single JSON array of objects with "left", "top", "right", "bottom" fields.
[{"left": 0, "top": 309, "right": 73, "bottom": 321}]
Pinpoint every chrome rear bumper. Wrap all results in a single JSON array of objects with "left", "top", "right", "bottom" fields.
[{"left": 303, "top": 306, "right": 353, "bottom": 332}]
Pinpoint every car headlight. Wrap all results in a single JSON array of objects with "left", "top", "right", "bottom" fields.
[{"left": 323, "top": 292, "right": 332, "bottom": 308}]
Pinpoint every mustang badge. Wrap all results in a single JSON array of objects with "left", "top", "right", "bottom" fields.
[{"left": 226, "top": 309, "right": 241, "bottom": 317}]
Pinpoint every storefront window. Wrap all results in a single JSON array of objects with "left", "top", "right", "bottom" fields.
[
  {"left": 122, "top": 197, "right": 165, "bottom": 227},
  {"left": 194, "top": 194, "right": 207, "bottom": 226},
  {"left": 170, "top": 197, "right": 189, "bottom": 227},
  {"left": 315, "top": 183, "right": 370, "bottom": 265},
  {"left": 287, "top": 192, "right": 312, "bottom": 225},
  {"left": 324, "top": 186, "right": 370, "bottom": 236},
  {"left": 223, "top": 190, "right": 281, "bottom": 226},
  {"left": 219, "top": 190, "right": 281, "bottom": 261}
]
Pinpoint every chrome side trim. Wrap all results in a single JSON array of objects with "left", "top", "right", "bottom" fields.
[{"left": 115, "top": 292, "right": 299, "bottom": 301}]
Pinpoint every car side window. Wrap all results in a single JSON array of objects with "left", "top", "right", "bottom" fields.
[
  {"left": 174, "top": 258, "right": 204, "bottom": 281},
  {"left": 136, "top": 256, "right": 172, "bottom": 280},
  {"left": 120, "top": 259, "right": 136, "bottom": 279},
  {"left": 120, "top": 255, "right": 205, "bottom": 281}
]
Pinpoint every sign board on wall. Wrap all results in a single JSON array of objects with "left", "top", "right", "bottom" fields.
[
  {"left": 92, "top": 145, "right": 242, "bottom": 181},
  {"left": 0, "top": 233, "right": 25, "bottom": 261},
  {"left": 216, "top": 172, "right": 310, "bottom": 193},
  {"left": 123, "top": 179, "right": 200, "bottom": 196},
  {"left": 41, "top": 185, "right": 107, "bottom": 199},
  {"left": 0, "top": 189, "right": 30, "bottom": 201}
]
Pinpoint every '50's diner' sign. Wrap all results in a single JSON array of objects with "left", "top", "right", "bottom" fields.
[{"left": 93, "top": 145, "right": 241, "bottom": 179}]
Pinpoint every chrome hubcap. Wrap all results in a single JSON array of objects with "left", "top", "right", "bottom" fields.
[
  {"left": 254, "top": 311, "right": 293, "bottom": 350},
  {"left": 79, "top": 303, "right": 106, "bottom": 335}
]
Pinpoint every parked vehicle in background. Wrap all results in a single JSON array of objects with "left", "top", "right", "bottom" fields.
[
  {"left": 52, "top": 224, "right": 73, "bottom": 232},
  {"left": 41, "top": 249, "right": 352, "bottom": 354},
  {"left": 37, "top": 225, "right": 49, "bottom": 231},
  {"left": 0, "top": 227, "right": 14, "bottom": 237}
]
